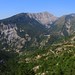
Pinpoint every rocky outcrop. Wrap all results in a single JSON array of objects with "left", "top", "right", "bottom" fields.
[
  {"left": 0, "top": 23, "right": 31, "bottom": 51},
  {"left": 51, "top": 14, "right": 75, "bottom": 36},
  {"left": 27, "top": 12, "right": 57, "bottom": 27}
]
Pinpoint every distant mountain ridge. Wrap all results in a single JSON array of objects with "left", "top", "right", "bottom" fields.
[
  {"left": 51, "top": 13, "right": 75, "bottom": 36},
  {"left": 0, "top": 12, "right": 57, "bottom": 51},
  {"left": 0, "top": 12, "right": 57, "bottom": 28},
  {"left": 0, "top": 12, "right": 75, "bottom": 51},
  {"left": 26, "top": 12, "right": 57, "bottom": 26}
]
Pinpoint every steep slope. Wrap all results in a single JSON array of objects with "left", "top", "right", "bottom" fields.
[
  {"left": 1, "top": 27, "right": 75, "bottom": 75},
  {"left": 50, "top": 14, "right": 75, "bottom": 36},
  {"left": 0, "top": 12, "right": 57, "bottom": 51},
  {"left": 1, "top": 12, "right": 75, "bottom": 75},
  {"left": 26, "top": 12, "right": 57, "bottom": 28},
  {"left": 17, "top": 34, "right": 75, "bottom": 75},
  {"left": 0, "top": 12, "right": 57, "bottom": 28},
  {"left": 0, "top": 12, "right": 57, "bottom": 37}
]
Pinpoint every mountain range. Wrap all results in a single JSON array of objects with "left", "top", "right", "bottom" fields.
[
  {"left": 0, "top": 12, "right": 75, "bottom": 51},
  {"left": 1, "top": 12, "right": 75, "bottom": 75}
]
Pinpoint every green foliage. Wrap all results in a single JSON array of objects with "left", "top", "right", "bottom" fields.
[
  {"left": 20, "top": 47, "right": 75, "bottom": 75},
  {"left": 0, "top": 50, "right": 35, "bottom": 75}
]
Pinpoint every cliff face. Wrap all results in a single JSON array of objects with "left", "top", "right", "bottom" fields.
[
  {"left": 0, "top": 23, "right": 31, "bottom": 51},
  {"left": 51, "top": 14, "right": 75, "bottom": 36},
  {"left": 0, "top": 12, "right": 57, "bottom": 28},
  {"left": 27, "top": 12, "right": 57, "bottom": 27},
  {"left": 1, "top": 12, "right": 75, "bottom": 51},
  {"left": 0, "top": 12, "right": 57, "bottom": 51}
]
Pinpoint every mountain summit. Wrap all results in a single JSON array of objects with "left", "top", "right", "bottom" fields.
[
  {"left": 51, "top": 13, "right": 75, "bottom": 36},
  {"left": 1, "top": 12, "right": 75, "bottom": 51},
  {"left": 26, "top": 12, "right": 57, "bottom": 26},
  {"left": 0, "top": 12, "right": 57, "bottom": 51},
  {"left": 0, "top": 12, "right": 57, "bottom": 28}
]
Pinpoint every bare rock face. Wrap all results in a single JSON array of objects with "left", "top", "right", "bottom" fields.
[
  {"left": 0, "top": 23, "right": 19, "bottom": 41},
  {"left": 0, "top": 23, "right": 31, "bottom": 51},
  {"left": 0, "top": 23, "right": 18, "bottom": 41},
  {"left": 51, "top": 13, "right": 75, "bottom": 36},
  {"left": 61, "top": 14, "right": 75, "bottom": 36},
  {"left": 0, "top": 12, "right": 57, "bottom": 51},
  {"left": 27, "top": 12, "right": 57, "bottom": 28},
  {"left": 62, "top": 18, "right": 71, "bottom": 36}
]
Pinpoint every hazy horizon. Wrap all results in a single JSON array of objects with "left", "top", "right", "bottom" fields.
[{"left": 0, "top": 0, "right": 75, "bottom": 19}]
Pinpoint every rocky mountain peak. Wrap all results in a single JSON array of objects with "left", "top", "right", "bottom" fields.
[{"left": 26, "top": 12, "right": 57, "bottom": 26}]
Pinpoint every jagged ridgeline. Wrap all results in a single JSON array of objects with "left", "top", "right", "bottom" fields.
[
  {"left": 0, "top": 12, "right": 57, "bottom": 51},
  {"left": 0, "top": 12, "right": 75, "bottom": 75},
  {"left": 50, "top": 13, "right": 75, "bottom": 36},
  {"left": 0, "top": 12, "right": 75, "bottom": 52}
]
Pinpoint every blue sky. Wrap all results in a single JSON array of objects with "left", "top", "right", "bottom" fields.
[{"left": 0, "top": 0, "right": 75, "bottom": 19}]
